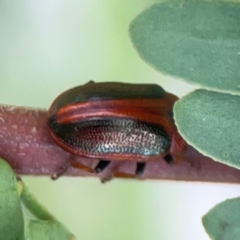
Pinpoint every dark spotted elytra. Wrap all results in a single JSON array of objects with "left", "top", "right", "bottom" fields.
[{"left": 47, "top": 81, "right": 187, "bottom": 181}]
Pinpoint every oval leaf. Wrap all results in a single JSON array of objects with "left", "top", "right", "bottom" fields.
[
  {"left": 129, "top": 1, "right": 240, "bottom": 94},
  {"left": 219, "top": 227, "right": 240, "bottom": 240},
  {"left": 174, "top": 89, "right": 240, "bottom": 169},
  {"left": 0, "top": 158, "right": 24, "bottom": 240},
  {"left": 202, "top": 197, "right": 240, "bottom": 240}
]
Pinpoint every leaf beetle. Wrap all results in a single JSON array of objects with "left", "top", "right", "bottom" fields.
[{"left": 47, "top": 81, "right": 187, "bottom": 181}]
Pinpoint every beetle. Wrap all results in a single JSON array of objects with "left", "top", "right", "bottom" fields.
[{"left": 47, "top": 81, "right": 187, "bottom": 181}]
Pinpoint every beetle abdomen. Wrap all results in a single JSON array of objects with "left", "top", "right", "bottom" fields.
[{"left": 48, "top": 116, "right": 170, "bottom": 160}]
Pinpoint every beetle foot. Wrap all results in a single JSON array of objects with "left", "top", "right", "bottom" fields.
[
  {"left": 51, "top": 161, "right": 71, "bottom": 180},
  {"left": 100, "top": 173, "right": 114, "bottom": 183}
]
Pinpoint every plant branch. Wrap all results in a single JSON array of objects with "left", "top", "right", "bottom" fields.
[{"left": 0, "top": 104, "right": 240, "bottom": 183}]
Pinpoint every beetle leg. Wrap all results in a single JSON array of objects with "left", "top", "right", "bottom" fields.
[
  {"left": 52, "top": 158, "right": 96, "bottom": 180},
  {"left": 51, "top": 161, "right": 71, "bottom": 180},
  {"left": 71, "top": 160, "right": 95, "bottom": 173},
  {"left": 163, "top": 154, "right": 174, "bottom": 164},
  {"left": 136, "top": 162, "right": 146, "bottom": 176},
  {"left": 95, "top": 160, "right": 111, "bottom": 173},
  {"left": 101, "top": 162, "right": 146, "bottom": 182},
  {"left": 53, "top": 159, "right": 95, "bottom": 179},
  {"left": 98, "top": 161, "right": 135, "bottom": 183}
]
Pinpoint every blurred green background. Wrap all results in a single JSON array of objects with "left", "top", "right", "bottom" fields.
[{"left": 1, "top": 1, "right": 240, "bottom": 239}]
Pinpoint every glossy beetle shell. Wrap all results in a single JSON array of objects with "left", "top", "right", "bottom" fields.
[{"left": 47, "top": 81, "right": 186, "bottom": 163}]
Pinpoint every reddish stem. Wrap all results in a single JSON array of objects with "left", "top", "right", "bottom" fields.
[{"left": 0, "top": 104, "right": 239, "bottom": 183}]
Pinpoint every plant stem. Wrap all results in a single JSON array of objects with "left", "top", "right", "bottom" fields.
[{"left": 0, "top": 104, "right": 239, "bottom": 183}]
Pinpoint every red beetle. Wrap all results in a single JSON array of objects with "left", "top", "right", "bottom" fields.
[{"left": 47, "top": 81, "right": 187, "bottom": 181}]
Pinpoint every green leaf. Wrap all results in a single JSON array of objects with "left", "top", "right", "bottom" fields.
[
  {"left": 20, "top": 181, "right": 54, "bottom": 221},
  {"left": 202, "top": 197, "right": 240, "bottom": 240},
  {"left": 25, "top": 220, "right": 76, "bottom": 240},
  {"left": 0, "top": 158, "right": 75, "bottom": 239},
  {"left": 0, "top": 158, "right": 24, "bottom": 240},
  {"left": 18, "top": 180, "right": 76, "bottom": 239},
  {"left": 129, "top": 1, "right": 240, "bottom": 94},
  {"left": 174, "top": 89, "right": 240, "bottom": 169}
]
